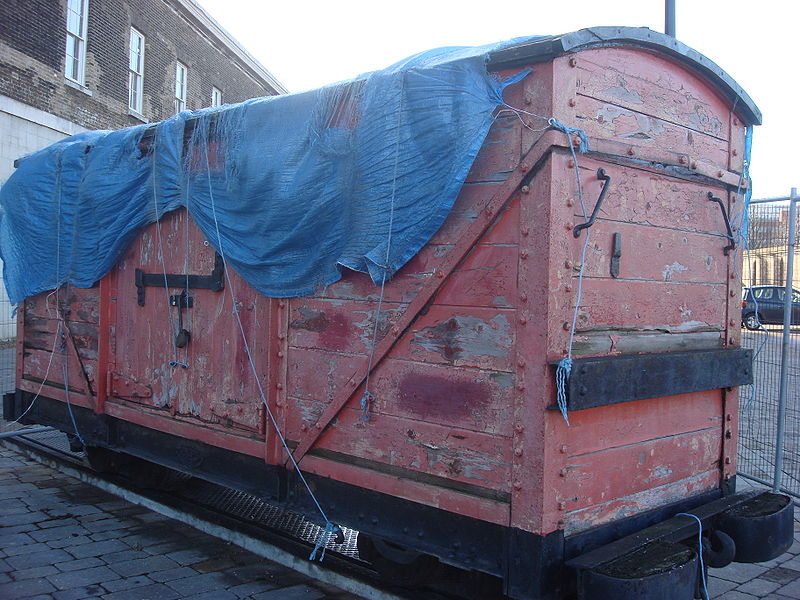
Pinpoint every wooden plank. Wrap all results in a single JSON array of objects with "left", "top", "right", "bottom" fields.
[
  {"left": 571, "top": 329, "right": 723, "bottom": 357},
  {"left": 25, "top": 287, "right": 100, "bottom": 324},
  {"left": 563, "top": 390, "right": 723, "bottom": 457},
  {"left": 435, "top": 245, "right": 519, "bottom": 309},
  {"left": 286, "top": 402, "right": 512, "bottom": 491},
  {"left": 555, "top": 428, "right": 722, "bottom": 513},
  {"left": 300, "top": 454, "right": 511, "bottom": 526},
  {"left": 563, "top": 470, "right": 720, "bottom": 535},
  {"left": 573, "top": 47, "right": 731, "bottom": 140},
  {"left": 465, "top": 112, "right": 521, "bottom": 183},
  {"left": 391, "top": 306, "right": 516, "bottom": 372}
]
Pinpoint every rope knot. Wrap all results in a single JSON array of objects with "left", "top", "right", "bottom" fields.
[{"left": 555, "top": 357, "right": 572, "bottom": 426}]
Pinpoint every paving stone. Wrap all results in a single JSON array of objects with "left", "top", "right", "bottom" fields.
[
  {"left": 226, "top": 580, "right": 278, "bottom": 598},
  {"left": 10, "top": 564, "right": 59, "bottom": 581},
  {"left": 183, "top": 591, "right": 238, "bottom": 600},
  {"left": 6, "top": 548, "right": 73, "bottom": 569},
  {"left": 0, "top": 522, "right": 38, "bottom": 535},
  {"left": 37, "top": 517, "right": 80, "bottom": 529},
  {"left": 1, "top": 510, "right": 48, "bottom": 526},
  {"left": 737, "top": 577, "right": 782, "bottom": 596},
  {"left": 251, "top": 584, "right": 325, "bottom": 600},
  {"left": 764, "top": 566, "right": 800, "bottom": 585},
  {"left": 100, "top": 549, "right": 150, "bottom": 564},
  {"left": 102, "top": 583, "right": 180, "bottom": 600},
  {"left": 53, "top": 556, "right": 105, "bottom": 572},
  {"left": 0, "top": 531, "right": 36, "bottom": 547},
  {"left": 191, "top": 556, "right": 236, "bottom": 573},
  {"left": 2, "top": 541, "right": 51, "bottom": 556},
  {"left": 46, "top": 565, "right": 121, "bottom": 590},
  {"left": 108, "top": 555, "right": 180, "bottom": 577},
  {"left": 711, "top": 562, "right": 769, "bottom": 584},
  {"left": 224, "top": 563, "right": 277, "bottom": 584},
  {"left": 164, "top": 572, "right": 231, "bottom": 596},
  {"left": 29, "top": 524, "right": 90, "bottom": 543},
  {"left": 52, "top": 585, "right": 106, "bottom": 600},
  {"left": 100, "top": 574, "right": 154, "bottom": 593},
  {"left": 89, "top": 529, "right": 130, "bottom": 542},
  {"left": 716, "top": 592, "right": 758, "bottom": 600},
  {"left": 0, "top": 557, "right": 11, "bottom": 573},
  {"left": 66, "top": 539, "right": 129, "bottom": 559},
  {"left": 147, "top": 566, "right": 200, "bottom": 583},
  {"left": 777, "top": 580, "right": 800, "bottom": 599},
  {"left": 47, "top": 535, "right": 92, "bottom": 549},
  {"left": 0, "top": 577, "right": 57, "bottom": 597},
  {"left": 708, "top": 575, "right": 738, "bottom": 598},
  {"left": 163, "top": 547, "right": 215, "bottom": 566}
]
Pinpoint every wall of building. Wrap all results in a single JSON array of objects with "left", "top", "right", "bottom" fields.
[{"left": 0, "top": 0, "right": 281, "bottom": 132}]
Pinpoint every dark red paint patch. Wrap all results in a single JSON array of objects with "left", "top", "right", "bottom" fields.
[{"left": 399, "top": 374, "right": 489, "bottom": 420}]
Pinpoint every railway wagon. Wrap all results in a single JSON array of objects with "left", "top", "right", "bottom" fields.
[{"left": 2, "top": 27, "right": 793, "bottom": 599}]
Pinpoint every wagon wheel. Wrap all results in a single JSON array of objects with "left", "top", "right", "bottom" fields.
[{"left": 357, "top": 532, "right": 438, "bottom": 585}]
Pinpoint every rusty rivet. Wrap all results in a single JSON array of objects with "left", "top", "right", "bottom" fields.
[
  {"left": 566, "top": 198, "right": 574, "bottom": 207},
  {"left": 558, "top": 502, "right": 567, "bottom": 511},
  {"left": 690, "top": 161, "right": 697, "bottom": 169},
  {"left": 520, "top": 164, "right": 528, "bottom": 172},
  {"left": 437, "top": 270, "right": 445, "bottom": 279},
  {"left": 724, "top": 473, "right": 731, "bottom": 481},
  {"left": 276, "top": 383, "right": 283, "bottom": 390},
  {"left": 559, "top": 468, "right": 568, "bottom": 477},
  {"left": 730, "top": 320, "right": 736, "bottom": 326},
  {"left": 563, "top": 322, "right": 571, "bottom": 331},
  {"left": 566, "top": 223, "right": 573, "bottom": 230},
  {"left": 565, "top": 260, "right": 574, "bottom": 269},
  {"left": 524, "top": 95, "right": 532, "bottom": 105},
  {"left": 316, "top": 423, "right": 322, "bottom": 430},
  {"left": 517, "top": 359, "right": 526, "bottom": 368},
  {"left": 564, "top": 285, "right": 572, "bottom": 292},
  {"left": 392, "top": 326, "right": 400, "bottom": 335},
  {"left": 730, "top": 290, "right": 736, "bottom": 297},
  {"left": 726, "top": 413, "right": 733, "bottom": 422},
  {"left": 732, "top": 148, "right": 738, "bottom": 156},
  {"left": 729, "top": 336, "right": 736, "bottom": 345},
  {"left": 519, "top": 293, "right": 528, "bottom": 302},
  {"left": 725, "top": 429, "right": 732, "bottom": 439},
  {"left": 521, "top": 226, "right": 530, "bottom": 236},
  {"left": 724, "top": 457, "right": 732, "bottom": 465},
  {"left": 733, "top": 118, "right": 740, "bottom": 126},
  {"left": 560, "top": 444, "right": 568, "bottom": 454},
  {"left": 484, "top": 208, "right": 492, "bottom": 217},
  {"left": 514, "top": 447, "right": 523, "bottom": 457},
  {"left": 300, "top": 424, "right": 307, "bottom": 431},
  {"left": 520, "top": 250, "right": 529, "bottom": 259},
  {"left": 730, "top": 273, "right": 736, "bottom": 279},
  {"left": 517, "top": 383, "right": 525, "bottom": 391},
  {"left": 277, "top": 351, "right": 284, "bottom": 358},
  {"left": 350, "top": 380, "right": 357, "bottom": 387},
  {"left": 717, "top": 170, "right": 724, "bottom": 178},
  {"left": 568, "top": 98, "right": 576, "bottom": 107},
  {"left": 627, "top": 147, "right": 635, "bottom": 156},
  {"left": 572, "top": 136, "right": 582, "bottom": 148},
  {"left": 567, "top": 159, "right": 575, "bottom": 168},
  {"left": 569, "top": 57, "right": 578, "bottom": 67},
  {"left": 278, "top": 300, "right": 285, "bottom": 308},
  {"left": 513, "top": 480, "right": 523, "bottom": 490},
  {"left": 519, "top": 316, "right": 528, "bottom": 325},
  {"left": 678, "top": 155, "right": 687, "bottom": 165},
  {"left": 521, "top": 185, "right": 530, "bottom": 194},
  {"left": 515, "top": 424, "right": 524, "bottom": 433}
]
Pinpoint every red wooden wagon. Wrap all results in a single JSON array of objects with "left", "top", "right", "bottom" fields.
[{"left": 5, "top": 27, "right": 792, "bottom": 599}]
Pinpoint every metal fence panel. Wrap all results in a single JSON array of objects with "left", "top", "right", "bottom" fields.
[{"left": 739, "top": 196, "right": 800, "bottom": 496}]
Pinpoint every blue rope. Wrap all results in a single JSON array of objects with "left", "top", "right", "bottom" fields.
[
  {"left": 676, "top": 512, "right": 710, "bottom": 600},
  {"left": 60, "top": 328, "right": 85, "bottom": 447},
  {"left": 549, "top": 119, "right": 590, "bottom": 426},
  {"left": 309, "top": 521, "right": 342, "bottom": 561}
]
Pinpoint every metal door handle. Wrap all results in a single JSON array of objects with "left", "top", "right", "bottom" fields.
[
  {"left": 574, "top": 168, "right": 611, "bottom": 238},
  {"left": 707, "top": 192, "right": 736, "bottom": 255}
]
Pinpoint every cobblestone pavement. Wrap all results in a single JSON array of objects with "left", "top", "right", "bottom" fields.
[
  {"left": 0, "top": 445, "right": 362, "bottom": 600},
  {"left": 2, "top": 443, "right": 800, "bottom": 599}
]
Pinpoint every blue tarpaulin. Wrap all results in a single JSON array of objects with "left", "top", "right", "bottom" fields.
[{"left": 0, "top": 39, "right": 533, "bottom": 305}]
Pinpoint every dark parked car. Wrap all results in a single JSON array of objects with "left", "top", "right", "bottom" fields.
[{"left": 742, "top": 285, "right": 800, "bottom": 330}]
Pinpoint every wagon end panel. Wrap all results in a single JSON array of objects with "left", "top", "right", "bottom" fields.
[{"left": 534, "top": 46, "right": 752, "bottom": 537}]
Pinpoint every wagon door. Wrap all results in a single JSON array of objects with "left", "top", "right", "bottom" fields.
[{"left": 104, "top": 207, "right": 270, "bottom": 447}]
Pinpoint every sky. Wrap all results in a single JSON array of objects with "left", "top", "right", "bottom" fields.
[{"left": 196, "top": 0, "right": 798, "bottom": 199}]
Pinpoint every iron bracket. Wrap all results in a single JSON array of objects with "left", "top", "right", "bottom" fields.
[
  {"left": 707, "top": 192, "right": 736, "bottom": 255},
  {"left": 573, "top": 168, "right": 611, "bottom": 238},
  {"left": 135, "top": 252, "right": 224, "bottom": 306}
]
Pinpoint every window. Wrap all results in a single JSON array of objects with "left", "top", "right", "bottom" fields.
[
  {"left": 128, "top": 28, "right": 145, "bottom": 114},
  {"left": 174, "top": 62, "right": 188, "bottom": 113},
  {"left": 65, "top": 0, "right": 88, "bottom": 83},
  {"left": 211, "top": 86, "right": 222, "bottom": 108}
]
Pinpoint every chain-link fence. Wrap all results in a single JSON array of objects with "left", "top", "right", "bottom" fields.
[
  {"left": 0, "top": 263, "right": 15, "bottom": 395},
  {"left": 739, "top": 194, "right": 800, "bottom": 496}
]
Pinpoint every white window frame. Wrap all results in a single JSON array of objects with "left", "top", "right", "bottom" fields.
[
  {"left": 128, "top": 27, "right": 145, "bottom": 115},
  {"left": 64, "top": 0, "right": 89, "bottom": 84},
  {"left": 211, "top": 86, "right": 222, "bottom": 108},
  {"left": 174, "top": 61, "right": 188, "bottom": 114}
]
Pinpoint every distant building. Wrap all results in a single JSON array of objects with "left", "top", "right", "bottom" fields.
[
  {"left": 0, "top": 0, "right": 286, "bottom": 184},
  {"left": 744, "top": 203, "right": 800, "bottom": 288},
  {"left": 0, "top": 0, "right": 286, "bottom": 337}
]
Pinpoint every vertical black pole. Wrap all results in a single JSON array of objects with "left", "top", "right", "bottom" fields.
[{"left": 665, "top": 0, "right": 676, "bottom": 37}]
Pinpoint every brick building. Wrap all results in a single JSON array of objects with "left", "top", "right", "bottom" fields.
[
  {"left": 0, "top": 0, "right": 285, "bottom": 338},
  {"left": 0, "top": 0, "right": 286, "bottom": 184}
]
